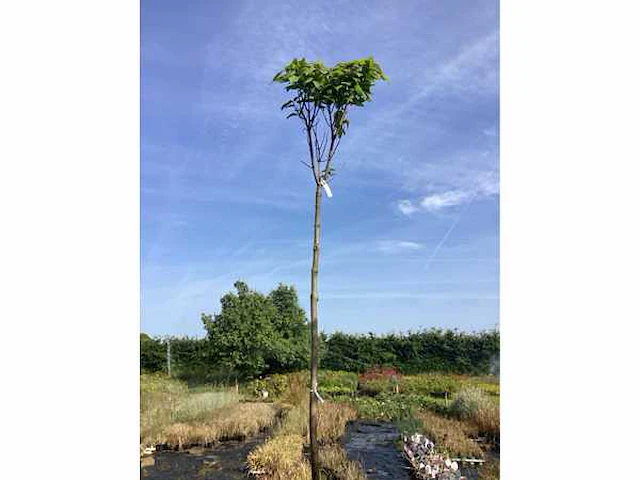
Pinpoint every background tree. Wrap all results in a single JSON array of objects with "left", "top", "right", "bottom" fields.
[
  {"left": 268, "top": 283, "right": 310, "bottom": 372},
  {"left": 201, "top": 280, "right": 310, "bottom": 379},
  {"left": 273, "top": 57, "right": 387, "bottom": 479},
  {"left": 202, "top": 281, "right": 278, "bottom": 379}
]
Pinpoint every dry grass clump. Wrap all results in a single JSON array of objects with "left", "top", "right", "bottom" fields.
[
  {"left": 474, "top": 401, "right": 499, "bottom": 440},
  {"left": 450, "top": 386, "right": 500, "bottom": 441},
  {"left": 277, "top": 403, "right": 308, "bottom": 436},
  {"left": 276, "top": 400, "right": 358, "bottom": 444},
  {"left": 417, "top": 411, "right": 483, "bottom": 458},
  {"left": 317, "top": 403, "right": 358, "bottom": 444},
  {"left": 162, "top": 402, "right": 280, "bottom": 448},
  {"left": 248, "top": 431, "right": 365, "bottom": 480},
  {"left": 247, "top": 434, "right": 311, "bottom": 480},
  {"left": 318, "top": 444, "right": 366, "bottom": 480}
]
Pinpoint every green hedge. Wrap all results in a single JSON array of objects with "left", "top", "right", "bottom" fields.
[
  {"left": 140, "top": 328, "right": 499, "bottom": 381},
  {"left": 322, "top": 329, "right": 499, "bottom": 375}
]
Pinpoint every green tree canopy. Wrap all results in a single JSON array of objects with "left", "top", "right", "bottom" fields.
[
  {"left": 201, "top": 281, "right": 309, "bottom": 378},
  {"left": 273, "top": 57, "right": 387, "bottom": 182}
]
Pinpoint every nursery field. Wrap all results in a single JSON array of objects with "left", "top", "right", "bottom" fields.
[{"left": 140, "top": 369, "right": 499, "bottom": 480}]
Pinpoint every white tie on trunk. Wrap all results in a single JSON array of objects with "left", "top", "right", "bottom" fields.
[{"left": 320, "top": 179, "right": 333, "bottom": 198}]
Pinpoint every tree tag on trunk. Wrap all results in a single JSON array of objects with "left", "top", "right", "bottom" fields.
[{"left": 320, "top": 179, "right": 333, "bottom": 198}]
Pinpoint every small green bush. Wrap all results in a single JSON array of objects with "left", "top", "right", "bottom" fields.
[
  {"left": 399, "top": 373, "right": 462, "bottom": 397},
  {"left": 318, "top": 370, "right": 358, "bottom": 397},
  {"left": 358, "top": 378, "right": 394, "bottom": 396},
  {"left": 246, "top": 373, "right": 291, "bottom": 399}
]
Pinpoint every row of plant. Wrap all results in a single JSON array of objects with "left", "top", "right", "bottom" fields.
[
  {"left": 246, "top": 370, "right": 359, "bottom": 400},
  {"left": 246, "top": 372, "right": 365, "bottom": 480},
  {"left": 348, "top": 388, "right": 498, "bottom": 443},
  {"left": 243, "top": 369, "right": 499, "bottom": 428},
  {"left": 358, "top": 371, "right": 499, "bottom": 398}
]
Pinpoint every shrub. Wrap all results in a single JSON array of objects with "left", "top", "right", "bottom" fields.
[
  {"left": 358, "top": 366, "right": 401, "bottom": 396},
  {"left": 359, "top": 366, "right": 401, "bottom": 379},
  {"left": 247, "top": 373, "right": 292, "bottom": 399},
  {"left": 358, "top": 378, "right": 393, "bottom": 396}
]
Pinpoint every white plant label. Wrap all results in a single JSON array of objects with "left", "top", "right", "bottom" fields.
[{"left": 321, "top": 179, "right": 333, "bottom": 198}]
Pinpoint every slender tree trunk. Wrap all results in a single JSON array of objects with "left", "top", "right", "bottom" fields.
[{"left": 309, "top": 182, "right": 322, "bottom": 480}]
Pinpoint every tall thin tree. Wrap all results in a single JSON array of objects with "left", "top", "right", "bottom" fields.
[{"left": 273, "top": 57, "right": 387, "bottom": 479}]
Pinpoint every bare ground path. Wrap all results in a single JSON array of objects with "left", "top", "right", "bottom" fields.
[{"left": 342, "top": 421, "right": 411, "bottom": 479}]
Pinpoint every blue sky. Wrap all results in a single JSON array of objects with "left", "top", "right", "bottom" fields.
[{"left": 141, "top": 0, "right": 499, "bottom": 337}]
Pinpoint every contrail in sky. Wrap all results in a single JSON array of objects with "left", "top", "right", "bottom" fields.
[{"left": 423, "top": 194, "right": 477, "bottom": 272}]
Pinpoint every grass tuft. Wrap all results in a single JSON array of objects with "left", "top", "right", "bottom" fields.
[
  {"left": 450, "top": 386, "right": 500, "bottom": 442},
  {"left": 318, "top": 444, "right": 366, "bottom": 480},
  {"left": 247, "top": 434, "right": 311, "bottom": 480},
  {"left": 417, "top": 410, "right": 483, "bottom": 458}
]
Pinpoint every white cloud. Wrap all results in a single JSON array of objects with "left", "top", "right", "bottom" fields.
[
  {"left": 476, "top": 170, "right": 499, "bottom": 196},
  {"left": 420, "top": 190, "right": 471, "bottom": 212},
  {"left": 397, "top": 170, "right": 499, "bottom": 215},
  {"left": 377, "top": 240, "right": 424, "bottom": 254},
  {"left": 397, "top": 199, "right": 419, "bottom": 216}
]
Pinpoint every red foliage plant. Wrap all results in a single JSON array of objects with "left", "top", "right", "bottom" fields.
[{"left": 359, "top": 366, "right": 402, "bottom": 382}]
